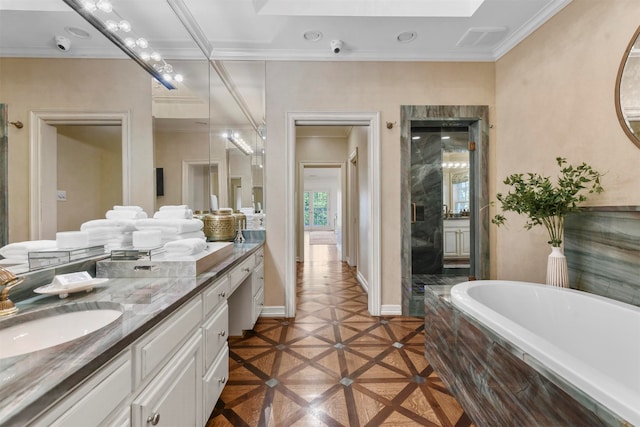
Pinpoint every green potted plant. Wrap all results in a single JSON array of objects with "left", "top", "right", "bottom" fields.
[{"left": 492, "top": 157, "right": 604, "bottom": 287}]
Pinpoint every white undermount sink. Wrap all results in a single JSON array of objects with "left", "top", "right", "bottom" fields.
[{"left": 0, "top": 306, "right": 122, "bottom": 359}]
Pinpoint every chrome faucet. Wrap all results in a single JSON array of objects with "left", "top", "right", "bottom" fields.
[{"left": 0, "top": 266, "right": 25, "bottom": 316}]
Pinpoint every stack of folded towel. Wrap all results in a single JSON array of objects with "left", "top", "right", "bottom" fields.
[
  {"left": 105, "top": 205, "right": 148, "bottom": 220},
  {"left": 152, "top": 205, "right": 193, "bottom": 219},
  {"left": 164, "top": 238, "right": 207, "bottom": 257},
  {"left": 79, "top": 206, "right": 149, "bottom": 249},
  {"left": 80, "top": 218, "right": 137, "bottom": 248},
  {"left": 135, "top": 217, "right": 205, "bottom": 243},
  {"left": 244, "top": 212, "right": 266, "bottom": 230},
  {"left": 0, "top": 240, "right": 58, "bottom": 262}
]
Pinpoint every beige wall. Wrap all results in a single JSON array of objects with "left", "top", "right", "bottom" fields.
[
  {"left": 0, "top": 58, "right": 154, "bottom": 242},
  {"left": 265, "top": 61, "right": 496, "bottom": 308},
  {"left": 57, "top": 125, "right": 122, "bottom": 231},
  {"left": 494, "top": 0, "right": 640, "bottom": 282},
  {"left": 154, "top": 129, "right": 210, "bottom": 210}
]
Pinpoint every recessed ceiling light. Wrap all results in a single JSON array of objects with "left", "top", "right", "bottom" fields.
[
  {"left": 397, "top": 31, "right": 417, "bottom": 43},
  {"left": 65, "top": 26, "right": 91, "bottom": 39},
  {"left": 303, "top": 30, "right": 323, "bottom": 42}
]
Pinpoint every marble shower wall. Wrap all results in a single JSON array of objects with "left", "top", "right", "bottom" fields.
[
  {"left": 410, "top": 133, "right": 443, "bottom": 274},
  {"left": 565, "top": 207, "right": 640, "bottom": 306}
]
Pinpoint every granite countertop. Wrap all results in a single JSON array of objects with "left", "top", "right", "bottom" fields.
[{"left": 0, "top": 242, "right": 262, "bottom": 426}]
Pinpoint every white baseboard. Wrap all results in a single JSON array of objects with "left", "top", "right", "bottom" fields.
[
  {"left": 259, "top": 305, "right": 286, "bottom": 318},
  {"left": 380, "top": 305, "right": 402, "bottom": 316},
  {"left": 356, "top": 270, "right": 368, "bottom": 293}
]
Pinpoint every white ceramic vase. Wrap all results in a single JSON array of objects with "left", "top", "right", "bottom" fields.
[{"left": 546, "top": 246, "right": 569, "bottom": 287}]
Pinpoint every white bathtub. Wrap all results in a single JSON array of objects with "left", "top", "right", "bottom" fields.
[{"left": 450, "top": 280, "right": 640, "bottom": 425}]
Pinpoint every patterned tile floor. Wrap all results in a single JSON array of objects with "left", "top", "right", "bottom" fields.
[{"left": 207, "top": 234, "right": 474, "bottom": 426}]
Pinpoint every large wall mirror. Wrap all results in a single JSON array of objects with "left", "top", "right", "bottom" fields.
[
  {"left": 616, "top": 25, "right": 640, "bottom": 149},
  {"left": 0, "top": 1, "right": 265, "bottom": 269}
]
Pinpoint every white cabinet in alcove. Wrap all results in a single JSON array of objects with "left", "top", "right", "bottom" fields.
[{"left": 443, "top": 219, "right": 470, "bottom": 259}]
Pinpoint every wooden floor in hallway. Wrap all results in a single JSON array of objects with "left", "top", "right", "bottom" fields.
[{"left": 207, "top": 232, "right": 474, "bottom": 426}]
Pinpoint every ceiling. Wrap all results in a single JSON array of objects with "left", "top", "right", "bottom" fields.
[{"left": 0, "top": 0, "right": 573, "bottom": 133}]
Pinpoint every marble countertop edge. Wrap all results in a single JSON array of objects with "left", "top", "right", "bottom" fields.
[{"left": 0, "top": 242, "right": 263, "bottom": 426}]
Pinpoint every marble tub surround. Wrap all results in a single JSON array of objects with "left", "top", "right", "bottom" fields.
[
  {"left": 565, "top": 207, "right": 640, "bottom": 306},
  {"left": 0, "top": 242, "right": 262, "bottom": 426},
  {"left": 424, "top": 286, "right": 620, "bottom": 426}
]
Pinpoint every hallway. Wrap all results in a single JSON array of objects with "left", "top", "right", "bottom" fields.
[{"left": 207, "top": 236, "right": 473, "bottom": 426}]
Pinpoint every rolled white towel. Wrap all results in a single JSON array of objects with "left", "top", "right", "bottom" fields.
[
  {"left": 81, "top": 219, "right": 137, "bottom": 232},
  {"left": 113, "top": 205, "right": 144, "bottom": 212},
  {"left": 132, "top": 230, "right": 162, "bottom": 249},
  {"left": 135, "top": 218, "right": 203, "bottom": 234},
  {"left": 153, "top": 209, "right": 193, "bottom": 220},
  {"left": 56, "top": 231, "right": 89, "bottom": 249},
  {"left": 0, "top": 240, "right": 57, "bottom": 260},
  {"left": 106, "top": 210, "right": 148, "bottom": 220},
  {"left": 159, "top": 205, "right": 188, "bottom": 211},
  {"left": 161, "top": 231, "right": 206, "bottom": 243},
  {"left": 164, "top": 238, "right": 207, "bottom": 256}
]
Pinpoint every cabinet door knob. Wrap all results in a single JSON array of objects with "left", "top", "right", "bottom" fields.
[
  {"left": 218, "top": 330, "right": 226, "bottom": 337},
  {"left": 243, "top": 267, "right": 251, "bottom": 273},
  {"left": 219, "top": 291, "right": 226, "bottom": 298},
  {"left": 147, "top": 412, "right": 160, "bottom": 425},
  {"left": 219, "top": 376, "right": 227, "bottom": 384}
]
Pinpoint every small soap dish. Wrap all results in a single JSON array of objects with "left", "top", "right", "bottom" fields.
[{"left": 34, "top": 271, "right": 108, "bottom": 299}]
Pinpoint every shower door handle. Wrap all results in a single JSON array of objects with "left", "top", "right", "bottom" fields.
[{"left": 411, "top": 203, "right": 416, "bottom": 224}]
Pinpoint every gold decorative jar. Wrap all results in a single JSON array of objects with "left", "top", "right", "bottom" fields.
[{"left": 204, "top": 209, "right": 235, "bottom": 241}]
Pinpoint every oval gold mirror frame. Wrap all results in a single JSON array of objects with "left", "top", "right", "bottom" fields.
[{"left": 615, "top": 25, "right": 640, "bottom": 149}]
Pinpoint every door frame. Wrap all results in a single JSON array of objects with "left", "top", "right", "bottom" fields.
[
  {"left": 29, "top": 110, "right": 130, "bottom": 240},
  {"left": 286, "top": 112, "right": 381, "bottom": 317},
  {"left": 400, "top": 105, "right": 490, "bottom": 315},
  {"left": 347, "top": 148, "right": 358, "bottom": 267}
]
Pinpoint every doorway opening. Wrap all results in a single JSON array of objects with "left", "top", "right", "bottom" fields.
[
  {"left": 400, "top": 106, "right": 490, "bottom": 316},
  {"left": 301, "top": 165, "right": 343, "bottom": 264},
  {"left": 286, "top": 112, "right": 381, "bottom": 317},
  {"left": 30, "top": 111, "right": 130, "bottom": 240},
  {"left": 181, "top": 160, "right": 219, "bottom": 213}
]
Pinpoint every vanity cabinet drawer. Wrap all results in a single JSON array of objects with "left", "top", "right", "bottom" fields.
[
  {"left": 252, "top": 262, "right": 264, "bottom": 297},
  {"left": 134, "top": 296, "right": 202, "bottom": 383},
  {"left": 254, "top": 248, "right": 264, "bottom": 264},
  {"left": 203, "top": 301, "right": 229, "bottom": 370},
  {"left": 253, "top": 287, "right": 264, "bottom": 325},
  {"left": 229, "top": 256, "right": 255, "bottom": 293},
  {"left": 203, "top": 276, "right": 229, "bottom": 317},
  {"left": 203, "top": 344, "right": 229, "bottom": 424},
  {"left": 34, "top": 353, "right": 131, "bottom": 427},
  {"left": 131, "top": 332, "right": 203, "bottom": 427}
]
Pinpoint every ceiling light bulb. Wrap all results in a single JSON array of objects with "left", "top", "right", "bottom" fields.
[
  {"left": 82, "top": 0, "right": 97, "bottom": 12},
  {"left": 118, "top": 20, "right": 131, "bottom": 32},
  {"left": 140, "top": 51, "right": 151, "bottom": 61},
  {"left": 174, "top": 74, "right": 184, "bottom": 82},
  {"left": 96, "top": 0, "right": 112, "bottom": 13},
  {"left": 124, "top": 37, "right": 136, "bottom": 48},
  {"left": 162, "top": 74, "right": 172, "bottom": 82},
  {"left": 163, "top": 63, "right": 173, "bottom": 73},
  {"left": 136, "top": 38, "right": 148, "bottom": 48},
  {"left": 105, "top": 20, "right": 119, "bottom": 32},
  {"left": 150, "top": 52, "right": 162, "bottom": 62},
  {"left": 222, "top": 132, "right": 228, "bottom": 138}
]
